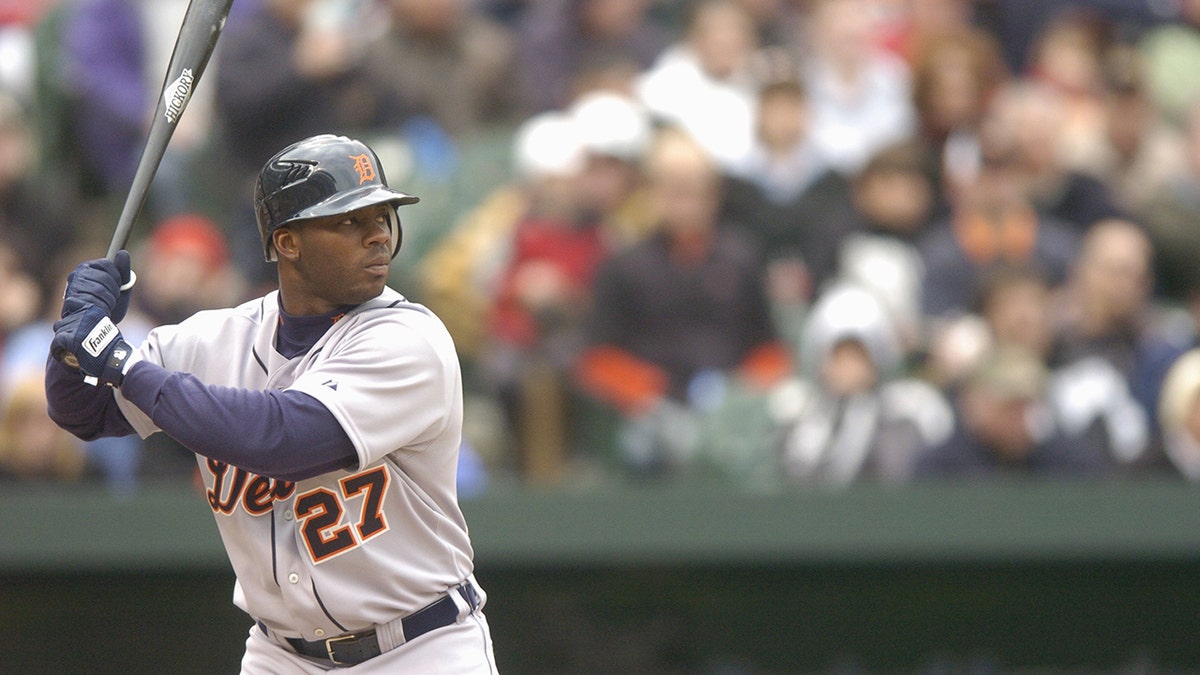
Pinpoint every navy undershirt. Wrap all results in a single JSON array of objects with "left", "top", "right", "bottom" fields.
[
  {"left": 275, "top": 305, "right": 355, "bottom": 359},
  {"left": 45, "top": 305, "right": 361, "bottom": 482}
]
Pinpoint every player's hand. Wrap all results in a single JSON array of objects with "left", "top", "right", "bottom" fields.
[
  {"left": 51, "top": 306, "right": 134, "bottom": 387},
  {"left": 61, "top": 250, "right": 136, "bottom": 323}
]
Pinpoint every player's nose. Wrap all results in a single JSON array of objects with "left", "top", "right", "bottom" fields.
[{"left": 363, "top": 220, "right": 390, "bottom": 248}]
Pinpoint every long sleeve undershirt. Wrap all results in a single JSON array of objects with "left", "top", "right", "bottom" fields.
[
  {"left": 121, "top": 360, "right": 357, "bottom": 481},
  {"left": 44, "top": 307, "right": 359, "bottom": 482}
]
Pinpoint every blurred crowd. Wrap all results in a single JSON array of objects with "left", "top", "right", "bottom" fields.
[{"left": 6, "top": 0, "right": 1200, "bottom": 494}]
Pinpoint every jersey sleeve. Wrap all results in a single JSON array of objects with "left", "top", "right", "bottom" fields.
[{"left": 288, "top": 309, "right": 461, "bottom": 468}]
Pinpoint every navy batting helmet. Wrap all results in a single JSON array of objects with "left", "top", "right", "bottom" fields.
[{"left": 254, "top": 134, "right": 419, "bottom": 261}]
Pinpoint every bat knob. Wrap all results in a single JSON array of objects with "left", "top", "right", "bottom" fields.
[{"left": 62, "top": 353, "right": 80, "bottom": 369}]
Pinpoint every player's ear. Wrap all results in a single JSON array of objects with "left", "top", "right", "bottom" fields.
[{"left": 273, "top": 228, "right": 300, "bottom": 262}]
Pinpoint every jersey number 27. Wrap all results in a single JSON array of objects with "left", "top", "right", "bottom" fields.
[{"left": 295, "top": 467, "right": 390, "bottom": 564}]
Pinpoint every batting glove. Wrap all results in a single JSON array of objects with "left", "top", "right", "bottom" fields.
[
  {"left": 61, "top": 250, "right": 136, "bottom": 323},
  {"left": 51, "top": 306, "right": 134, "bottom": 387}
]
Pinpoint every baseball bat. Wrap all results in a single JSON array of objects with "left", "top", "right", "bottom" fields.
[
  {"left": 62, "top": 0, "right": 234, "bottom": 372},
  {"left": 104, "top": 0, "right": 235, "bottom": 260}
]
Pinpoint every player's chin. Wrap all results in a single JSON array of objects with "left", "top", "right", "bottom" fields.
[
  {"left": 365, "top": 266, "right": 391, "bottom": 290},
  {"left": 343, "top": 274, "right": 388, "bottom": 304}
]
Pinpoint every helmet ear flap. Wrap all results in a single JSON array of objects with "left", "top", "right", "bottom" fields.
[
  {"left": 387, "top": 206, "right": 404, "bottom": 259},
  {"left": 264, "top": 225, "right": 279, "bottom": 262}
]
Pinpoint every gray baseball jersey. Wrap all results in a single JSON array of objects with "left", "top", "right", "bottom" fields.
[{"left": 114, "top": 287, "right": 477, "bottom": 642}]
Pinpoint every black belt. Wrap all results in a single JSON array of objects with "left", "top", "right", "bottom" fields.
[{"left": 283, "top": 582, "right": 480, "bottom": 667}]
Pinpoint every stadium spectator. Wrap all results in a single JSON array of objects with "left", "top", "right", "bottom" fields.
[
  {"left": 916, "top": 114, "right": 1080, "bottom": 323},
  {"left": 128, "top": 212, "right": 243, "bottom": 326},
  {"left": 986, "top": 79, "right": 1124, "bottom": 233},
  {"left": 836, "top": 140, "right": 939, "bottom": 358},
  {"left": 0, "top": 89, "right": 76, "bottom": 288},
  {"left": 1050, "top": 218, "right": 1181, "bottom": 408},
  {"left": 478, "top": 111, "right": 606, "bottom": 483},
  {"left": 1047, "top": 218, "right": 1189, "bottom": 468},
  {"left": 575, "top": 127, "right": 787, "bottom": 475},
  {"left": 418, "top": 91, "right": 652, "bottom": 363},
  {"left": 1138, "top": 0, "right": 1200, "bottom": 127},
  {"left": 419, "top": 95, "right": 653, "bottom": 480},
  {"left": 775, "top": 282, "right": 954, "bottom": 487},
  {"left": 418, "top": 153, "right": 550, "bottom": 367},
  {"left": 55, "top": 0, "right": 146, "bottom": 200},
  {"left": 1136, "top": 98, "right": 1200, "bottom": 303},
  {"left": 568, "top": 90, "right": 657, "bottom": 248},
  {"left": 796, "top": 0, "right": 917, "bottom": 176},
  {"left": 876, "top": 0, "right": 976, "bottom": 64},
  {"left": 359, "top": 0, "right": 519, "bottom": 141},
  {"left": 635, "top": 0, "right": 761, "bottom": 171},
  {"left": 976, "top": 264, "right": 1152, "bottom": 476},
  {"left": 914, "top": 345, "right": 1098, "bottom": 478},
  {"left": 0, "top": 234, "right": 38, "bottom": 351},
  {"left": 908, "top": 27, "right": 1009, "bottom": 214},
  {"left": 0, "top": 374, "right": 95, "bottom": 484},
  {"left": 513, "top": 0, "right": 667, "bottom": 114},
  {"left": 720, "top": 62, "right": 857, "bottom": 311},
  {"left": 1157, "top": 348, "right": 1200, "bottom": 480},
  {"left": 1093, "top": 43, "right": 1187, "bottom": 221},
  {"left": 1023, "top": 8, "right": 1115, "bottom": 172}
]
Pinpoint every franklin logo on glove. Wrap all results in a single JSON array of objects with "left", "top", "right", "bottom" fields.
[{"left": 84, "top": 317, "right": 119, "bottom": 357}]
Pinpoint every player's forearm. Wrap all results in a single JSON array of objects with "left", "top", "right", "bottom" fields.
[
  {"left": 44, "top": 355, "right": 137, "bottom": 441},
  {"left": 121, "top": 361, "right": 357, "bottom": 481}
]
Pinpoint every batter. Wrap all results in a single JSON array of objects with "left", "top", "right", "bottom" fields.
[{"left": 45, "top": 134, "right": 498, "bottom": 673}]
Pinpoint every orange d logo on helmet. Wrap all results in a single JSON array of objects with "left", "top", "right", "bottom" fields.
[{"left": 350, "top": 153, "right": 376, "bottom": 185}]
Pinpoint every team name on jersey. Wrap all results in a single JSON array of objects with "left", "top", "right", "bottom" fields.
[{"left": 206, "top": 459, "right": 296, "bottom": 516}]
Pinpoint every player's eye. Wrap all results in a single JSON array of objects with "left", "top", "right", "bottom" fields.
[{"left": 333, "top": 216, "right": 367, "bottom": 232}]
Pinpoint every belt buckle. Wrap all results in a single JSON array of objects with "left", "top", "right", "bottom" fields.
[{"left": 324, "top": 633, "right": 359, "bottom": 665}]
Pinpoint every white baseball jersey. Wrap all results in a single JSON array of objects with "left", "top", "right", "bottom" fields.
[{"left": 114, "top": 287, "right": 478, "bottom": 643}]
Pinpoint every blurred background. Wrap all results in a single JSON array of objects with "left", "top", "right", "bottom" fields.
[{"left": 4, "top": 0, "right": 1200, "bottom": 672}]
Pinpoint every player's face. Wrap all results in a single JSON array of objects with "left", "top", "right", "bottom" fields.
[{"left": 281, "top": 204, "right": 394, "bottom": 314}]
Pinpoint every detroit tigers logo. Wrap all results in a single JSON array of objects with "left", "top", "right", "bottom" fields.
[{"left": 349, "top": 153, "right": 376, "bottom": 185}]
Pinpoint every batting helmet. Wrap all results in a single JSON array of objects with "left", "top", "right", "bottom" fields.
[{"left": 254, "top": 134, "right": 419, "bottom": 261}]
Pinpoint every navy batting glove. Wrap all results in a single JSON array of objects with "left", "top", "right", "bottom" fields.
[
  {"left": 51, "top": 306, "right": 134, "bottom": 386},
  {"left": 61, "top": 250, "right": 135, "bottom": 323}
]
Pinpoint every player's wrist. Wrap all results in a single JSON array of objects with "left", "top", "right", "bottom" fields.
[
  {"left": 103, "top": 338, "right": 134, "bottom": 386},
  {"left": 81, "top": 336, "right": 133, "bottom": 388}
]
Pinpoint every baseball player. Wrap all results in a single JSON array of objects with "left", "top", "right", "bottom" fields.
[{"left": 45, "top": 134, "right": 498, "bottom": 673}]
